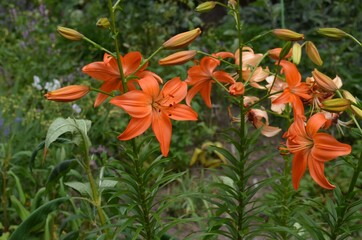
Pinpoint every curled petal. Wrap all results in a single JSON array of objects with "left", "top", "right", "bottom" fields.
[
  {"left": 109, "top": 91, "right": 152, "bottom": 118},
  {"left": 200, "top": 57, "right": 219, "bottom": 76},
  {"left": 312, "top": 133, "right": 352, "bottom": 162},
  {"left": 213, "top": 51, "right": 234, "bottom": 60},
  {"left": 292, "top": 151, "right": 308, "bottom": 190},
  {"left": 152, "top": 111, "right": 172, "bottom": 156},
  {"left": 94, "top": 80, "right": 122, "bottom": 107},
  {"left": 306, "top": 113, "right": 327, "bottom": 137},
  {"left": 198, "top": 80, "right": 213, "bottom": 108},
  {"left": 167, "top": 104, "right": 198, "bottom": 121},
  {"left": 279, "top": 60, "right": 301, "bottom": 87},
  {"left": 82, "top": 61, "right": 119, "bottom": 81},
  {"left": 261, "top": 125, "right": 282, "bottom": 137},
  {"left": 118, "top": 115, "right": 152, "bottom": 140},
  {"left": 308, "top": 158, "right": 335, "bottom": 189},
  {"left": 213, "top": 71, "right": 235, "bottom": 84},
  {"left": 122, "top": 51, "right": 143, "bottom": 76},
  {"left": 138, "top": 76, "right": 160, "bottom": 99},
  {"left": 159, "top": 77, "right": 187, "bottom": 105},
  {"left": 186, "top": 82, "right": 205, "bottom": 106},
  {"left": 136, "top": 70, "right": 163, "bottom": 84}
]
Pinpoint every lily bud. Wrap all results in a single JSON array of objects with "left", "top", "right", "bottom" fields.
[
  {"left": 195, "top": 1, "right": 216, "bottom": 13},
  {"left": 96, "top": 17, "right": 111, "bottom": 29},
  {"left": 44, "top": 85, "right": 90, "bottom": 102},
  {"left": 305, "top": 41, "right": 323, "bottom": 66},
  {"left": 312, "top": 69, "right": 338, "bottom": 92},
  {"left": 321, "top": 98, "right": 351, "bottom": 113},
  {"left": 317, "top": 28, "right": 348, "bottom": 39},
  {"left": 57, "top": 26, "right": 84, "bottom": 41},
  {"left": 272, "top": 29, "right": 304, "bottom": 41},
  {"left": 292, "top": 42, "right": 301, "bottom": 65},
  {"left": 159, "top": 50, "right": 197, "bottom": 66},
  {"left": 163, "top": 28, "right": 201, "bottom": 49},
  {"left": 229, "top": 82, "right": 245, "bottom": 96},
  {"left": 342, "top": 90, "right": 362, "bottom": 119}
]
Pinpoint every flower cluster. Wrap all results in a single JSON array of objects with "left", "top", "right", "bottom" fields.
[{"left": 45, "top": 23, "right": 360, "bottom": 190}]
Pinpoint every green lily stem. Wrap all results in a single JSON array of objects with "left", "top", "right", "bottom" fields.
[
  {"left": 236, "top": 1, "right": 246, "bottom": 239},
  {"left": 112, "top": 0, "right": 122, "bottom": 11},
  {"left": 1, "top": 144, "right": 11, "bottom": 233},
  {"left": 90, "top": 87, "right": 115, "bottom": 97},
  {"left": 83, "top": 36, "right": 114, "bottom": 57},
  {"left": 347, "top": 151, "right": 362, "bottom": 195},
  {"left": 83, "top": 148, "right": 109, "bottom": 238},
  {"left": 245, "top": 90, "right": 283, "bottom": 111},
  {"left": 347, "top": 33, "right": 362, "bottom": 46},
  {"left": 330, "top": 151, "right": 362, "bottom": 240},
  {"left": 130, "top": 46, "right": 164, "bottom": 77},
  {"left": 244, "top": 30, "right": 272, "bottom": 45},
  {"left": 130, "top": 140, "right": 153, "bottom": 239},
  {"left": 108, "top": 0, "right": 126, "bottom": 92}
]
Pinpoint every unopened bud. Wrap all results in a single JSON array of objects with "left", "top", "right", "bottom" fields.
[
  {"left": 163, "top": 28, "right": 202, "bottom": 50},
  {"left": 317, "top": 28, "right": 348, "bottom": 39},
  {"left": 321, "top": 98, "right": 351, "bottom": 113},
  {"left": 312, "top": 69, "right": 338, "bottom": 92},
  {"left": 342, "top": 90, "right": 362, "bottom": 119},
  {"left": 57, "top": 26, "right": 84, "bottom": 41},
  {"left": 44, "top": 85, "right": 90, "bottom": 102},
  {"left": 196, "top": 1, "right": 216, "bottom": 13},
  {"left": 96, "top": 18, "right": 111, "bottom": 29},
  {"left": 272, "top": 29, "right": 304, "bottom": 41},
  {"left": 305, "top": 41, "right": 323, "bottom": 66},
  {"left": 292, "top": 42, "right": 301, "bottom": 65},
  {"left": 229, "top": 82, "right": 245, "bottom": 96},
  {"left": 159, "top": 50, "right": 197, "bottom": 66}
]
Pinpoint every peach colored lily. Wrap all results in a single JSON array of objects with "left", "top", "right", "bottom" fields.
[
  {"left": 234, "top": 46, "right": 263, "bottom": 69},
  {"left": 186, "top": 56, "right": 235, "bottom": 108},
  {"left": 110, "top": 76, "right": 197, "bottom": 157},
  {"left": 82, "top": 52, "right": 162, "bottom": 107},
  {"left": 284, "top": 113, "right": 351, "bottom": 190},
  {"left": 247, "top": 109, "right": 281, "bottom": 137},
  {"left": 265, "top": 75, "right": 288, "bottom": 114},
  {"left": 242, "top": 66, "right": 269, "bottom": 89},
  {"left": 272, "top": 60, "right": 311, "bottom": 117}
]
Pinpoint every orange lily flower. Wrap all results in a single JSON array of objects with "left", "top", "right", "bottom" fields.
[
  {"left": 186, "top": 56, "right": 235, "bottom": 108},
  {"left": 110, "top": 76, "right": 198, "bottom": 157},
  {"left": 272, "top": 60, "right": 311, "bottom": 117},
  {"left": 82, "top": 52, "right": 162, "bottom": 107},
  {"left": 284, "top": 113, "right": 351, "bottom": 190}
]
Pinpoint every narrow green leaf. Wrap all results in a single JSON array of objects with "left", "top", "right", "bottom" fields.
[
  {"left": 8, "top": 171, "right": 26, "bottom": 204},
  {"left": 10, "top": 195, "right": 30, "bottom": 221},
  {"left": 9, "top": 197, "right": 69, "bottom": 240},
  {"left": 46, "top": 159, "right": 78, "bottom": 190}
]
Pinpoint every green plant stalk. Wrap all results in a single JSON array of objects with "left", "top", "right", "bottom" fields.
[
  {"left": 131, "top": 140, "right": 154, "bottom": 240},
  {"left": 83, "top": 36, "right": 114, "bottom": 57},
  {"left": 82, "top": 146, "right": 109, "bottom": 238},
  {"left": 280, "top": 0, "right": 285, "bottom": 28},
  {"left": 236, "top": 1, "right": 246, "bottom": 239},
  {"left": 1, "top": 144, "right": 11, "bottom": 233},
  {"left": 330, "top": 151, "right": 362, "bottom": 240},
  {"left": 108, "top": 0, "right": 127, "bottom": 92},
  {"left": 346, "top": 33, "right": 362, "bottom": 46},
  {"left": 130, "top": 46, "right": 164, "bottom": 78}
]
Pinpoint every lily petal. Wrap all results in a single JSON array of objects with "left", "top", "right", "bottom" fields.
[
  {"left": 167, "top": 104, "right": 198, "bottom": 121},
  {"left": 82, "top": 61, "right": 119, "bottom": 81},
  {"left": 312, "top": 133, "right": 352, "bottom": 162},
  {"left": 94, "top": 79, "right": 122, "bottom": 107},
  {"left": 109, "top": 90, "right": 152, "bottom": 118},
  {"left": 280, "top": 60, "right": 301, "bottom": 87},
  {"left": 160, "top": 77, "right": 187, "bottom": 105},
  {"left": 306, "top": 113, "right": 327, "bottom": 137},
  {"left": 118, "top": 115, "right": 152, "bottom": 140},
  {"left": 292, "top": 150, "right": 308, "bottom": 190},
  {"left": 138, "top": 76, "right": 160, "bottom": 99},
  {"left": 308, "top": 157, "right": 335, "bottom": 189},
  {"left": 152, "top": 111, "right": 172, "bottom": 156},
  {"left": 122, "top": 52, "right": 143, "bottom": 76}
]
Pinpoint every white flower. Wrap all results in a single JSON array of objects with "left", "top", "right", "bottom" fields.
[
  {"left": 72, "top": 104, "right": 82, "bottom": 114},
  {"left": 44, "top": 79, "right": 61, "bottom": 91},
  {"left": 32, "top": 75, "right": 42, "bottom": 90}
]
